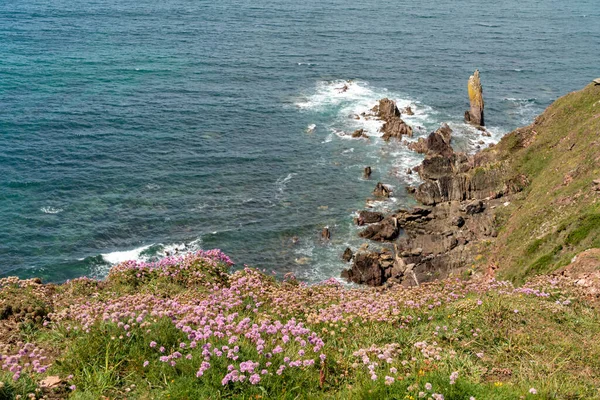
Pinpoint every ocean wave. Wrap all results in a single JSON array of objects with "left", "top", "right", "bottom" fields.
[
  {"left": 275, "top": 173, "right": 297, "bottom": 200},
  {"left": 101, "top": 244, "right": 154, "bottom": 265},
  {"left": 41, "top": 207, "right": 63, "bottom": 214},
  {"left": 100, "top": 238, "right": 204, "bottom": 265},
  {"left": 297, "top": 79, "right": 437, "bottom": 142},
  {"left": 503, "top": 97, "right": 540, "bottom": 125}
]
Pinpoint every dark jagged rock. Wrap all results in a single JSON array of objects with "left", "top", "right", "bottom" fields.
[
  {"left": 376, "top": 98, "right": 413, "bottom": 141},
  {"left": 464, "top": 200, "right": 485, "bottom": 215},
  {"left": 342, "top": 247, "right": 354, "bottom": 262},
  {"left": 321, "top": 227, "right": 331, "bottom": 240},
  {"left": 364, "top": 166, "right": 372, "bottom": 178},
  {"left": 356, "top": 210, "right": 384, "bottom": 225},
  {"left": 341, "top": 251, "right": 384, "bottom": 286},
  {"left": 373, "top": 182, "right": 392, "bottom": 198},
  {"left": 402, "top": 106, "right": 414, "bottom": 116},
  {"left": 377, "top": 98, "right": 401, "bottom": 120},
  {"left": 382, "top": 119, "right": 413, "bottom": 141},
  {"left": 451, "top": 215, "right": 465, "bottom": 227},
  {"left": 359, "top": 217, "right": 399, "bottom": 241},
  {"left": 351, "top": 129, "right": 369, "bottom": 139},
  {"left": 341, "top": 249, "right": 403, "bottom": 286},
  {"left": 408, "top": 124, "right": 453, "bottom": 156}
]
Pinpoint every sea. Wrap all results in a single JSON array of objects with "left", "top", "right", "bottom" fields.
[{"left": 1, "top": 0, "right": 598, "bottom": 283}]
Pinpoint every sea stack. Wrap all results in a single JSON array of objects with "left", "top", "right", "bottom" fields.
[{"left": 464, "top": 70, "right": 485, "bottom": 126}]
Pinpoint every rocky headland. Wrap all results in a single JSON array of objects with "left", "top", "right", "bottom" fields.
[{"left": 341, "top": 76, "right": 600, "bottom": 288}]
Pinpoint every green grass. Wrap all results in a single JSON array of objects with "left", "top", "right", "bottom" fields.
[{"left": 483, "top": 83, "right": 600, "bottom": 282}]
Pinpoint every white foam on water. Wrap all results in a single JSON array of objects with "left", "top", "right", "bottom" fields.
[
  {"left": 275, "top": 173, "right": 297, "bottom": 200},
  {"left": 306, "top": 124, "right": 317, "bottom": 133},
  {"left": 295, "top": 80, "right": 380, "bottom": 111},
  {"left": 294, "top": 78, "right": 514, "bottom": 283},
  {"left": 321, "top": 133, "right": 333, "bottom": 143},
  {"left": 41, "top": 207, "right": 63, "bottom": 214},
  {"left": 503, "top": 97, "right": 539, "bottom": 125},
  {"left": 101, "top": 244, "right": 153, "bottom": 264}
]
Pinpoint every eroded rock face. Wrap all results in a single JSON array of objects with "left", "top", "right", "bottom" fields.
[
  {"left": 341, "top": 249, "right": 401, "bottom": 286},
  {"left": 356, "top": 210, "right": 385, "bottom": 225},
  {"left": 341, "top": 251, "right": 385, "bottom": 286},
  {"left": 382, "top": 119, "right": 413, "bottom": 141},
  {"left": 465, "top": 70, "right": 485, "bottom": 126},
  {"left": 359, "top": 217, "right": 399, "bottom": 241},
  {"left": 376, "top": 98, "right": 413, "bottom": 141},
  {"left": 378, "top": 98, "right": 401, "bottom": 120},
  {"left": 408, "top": 124, "right": 453, "bottom": 157}
]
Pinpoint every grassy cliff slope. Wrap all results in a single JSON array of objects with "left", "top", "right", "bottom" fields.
[{"left": 481, "top": 82, "right": 600, "bottom": 282}]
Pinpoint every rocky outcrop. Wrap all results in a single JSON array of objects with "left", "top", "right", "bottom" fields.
[
  {"left": 351, "top": 129, "right": 369, "bottom": 139},
  {"left": 402, "top": 106, "right": 414, "bottom": 116},
  {"left": 408, "top": 124, "right": 453, "bottom": 157},
  {"left": 342, "top": 247, "right": 354, "bottom": 262},
  {"left": 364, "top": 166, "right": 372, "bottom": 178},
  {"left": 376, "top": 98, "right": 413, "bottom": 141},
  {"left": 465, "top": 70, "right": 485, "bottom": 126},
  {"left": 409, "top": 123, "right": 526, "bottom": 205},
  {"left": 356, "top": 210, "right": 384, "bottom": 225},
  {"left": 359, "top": 217, "right": 399, "bottom": 241},
  {"left": 373, "top": 182, "right": 392, "bottom": 198},
  {"left": 341, "top": 249, "right": 402, "bottom": 286},
  {"left": 382, "top": 119, "right": 413, "bottom": 141},
  {"left": 377, "top": 98, "right": 401, "bottom": 120}
]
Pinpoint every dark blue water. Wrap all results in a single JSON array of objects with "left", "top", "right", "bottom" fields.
[{"left": 1, "top": 0, "right": 598, "bottom": 282}]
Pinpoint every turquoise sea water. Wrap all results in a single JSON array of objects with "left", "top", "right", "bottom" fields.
[{"left": 1, "top": 0, "right": 599, "bottom": 282}]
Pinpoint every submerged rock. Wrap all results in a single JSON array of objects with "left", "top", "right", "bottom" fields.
[{"left": 364, "top": 166, "right": 372, "bottom": 178}]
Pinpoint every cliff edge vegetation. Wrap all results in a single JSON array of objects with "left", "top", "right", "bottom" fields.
[{"left": 486, "top": 82, "right": 600, "bottom": 282}]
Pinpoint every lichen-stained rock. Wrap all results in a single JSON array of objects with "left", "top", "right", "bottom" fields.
[{"left": 465, "top": 70, "right": 485, "bottom": 126}]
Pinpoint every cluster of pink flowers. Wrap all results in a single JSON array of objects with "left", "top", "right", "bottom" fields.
[{"left": 0, "top": 343, "right": 50, "bottom": 381}]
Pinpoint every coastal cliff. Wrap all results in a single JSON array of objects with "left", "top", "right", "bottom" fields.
[
  {"left": 343, "top": 81, "right": 600, "bottom": 289},
  {"left": 1, "top": 83, "right": 600, "bottom": 399}
]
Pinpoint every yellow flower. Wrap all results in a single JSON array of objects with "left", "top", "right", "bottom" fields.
[
  {"left": 494, "top": 381, "right": 503, "bottom": 387},
  {"left": 418, "top": 369, "right": 425, "bottom": 376}
]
